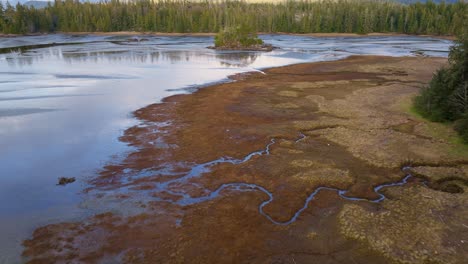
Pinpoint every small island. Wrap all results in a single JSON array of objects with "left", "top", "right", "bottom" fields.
[{"left": 210, "top": 25, "right": 274, "bottom": 51}]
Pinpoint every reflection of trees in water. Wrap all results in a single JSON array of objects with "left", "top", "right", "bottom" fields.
[
  {"left": 62, "top": 50, "right": 161, "bottom": 64},
  {"left": 154, "top": 50, "right": 258, "bottom": 67},
  {"left": 216, "top": 52, "right": 258, "bottom": 67},
  {"left": 2, "top": 47, "right": 259, "bottom": 68},
  {"left": 5, "top": 56, "right": 34, "bottom": 67}
]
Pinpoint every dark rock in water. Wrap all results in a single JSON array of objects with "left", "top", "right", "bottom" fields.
[
  {"left": 126, "top": 38, "right": 149, "bottom": 42},
  {"left": 412, "top": 50, "right": 427, "bottom": 57},
  {"left": 57, "top": 177, "right": 76, "bottom": 186},
  {"left": 208, "top": 44, "right": 276, "bottom": 52}
]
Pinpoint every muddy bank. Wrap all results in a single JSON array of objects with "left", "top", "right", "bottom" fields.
[{"left": 23, "top": 56, "right": 468, "bottom": 263}]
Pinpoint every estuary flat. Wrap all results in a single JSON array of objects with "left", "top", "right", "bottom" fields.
[{"left": 0, "top": 34, "right": 459, "bottom": 263}]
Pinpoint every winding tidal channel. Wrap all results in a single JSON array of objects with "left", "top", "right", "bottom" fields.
[{"left": 111, "top": 134, "right": 414, "bottom": 226}]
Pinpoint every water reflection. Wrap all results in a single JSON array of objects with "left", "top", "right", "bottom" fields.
[
  {"left": 4, "top": 47, "right": 261, "bottom": 68},
  {"left": 0, "top": 108, "right": 61, "bottom": 117}
]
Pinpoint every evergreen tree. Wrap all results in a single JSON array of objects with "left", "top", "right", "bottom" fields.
[
  {"left": 0, "top": 0, "right": 465, "bottom": 36},
  {"left": 414, "top": 27, "right": 468, "bottom": 142}
]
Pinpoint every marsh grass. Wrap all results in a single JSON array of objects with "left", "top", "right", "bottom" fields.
[{"left": 400, "top": 99, "right": 468, "bottom": 156}]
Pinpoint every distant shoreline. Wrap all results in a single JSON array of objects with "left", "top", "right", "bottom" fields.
[{"left": 0, "top": 32, "right": 456, "bottom": 40}]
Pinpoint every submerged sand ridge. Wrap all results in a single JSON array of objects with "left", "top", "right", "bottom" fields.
[{"left": 23, "top": 56, "right": 468, "bottom": 263}]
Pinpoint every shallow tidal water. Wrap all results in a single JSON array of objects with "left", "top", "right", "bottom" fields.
[{"left": 0, "top": 34, "right": 452, "bottom": 263}]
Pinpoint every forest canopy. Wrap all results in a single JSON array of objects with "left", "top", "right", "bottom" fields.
[{"left": 0, "top": 0, "right": 466, "bottom": 35}]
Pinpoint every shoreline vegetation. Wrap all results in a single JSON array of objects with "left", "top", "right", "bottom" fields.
[
  {"left": 0, "top": 0, "right": 466, "bottom": 36},
  {"left": 413, "top": 29, "right": 468, "bottom": 143},
  {"left": 211, "top": 24, "right": 275, "bottom": 51},
  {"left": 22, "top": 55, "right": 468, "bottom": 263},
  {"left": 0, "top": 32, "right": 458, "bottom": 40}
]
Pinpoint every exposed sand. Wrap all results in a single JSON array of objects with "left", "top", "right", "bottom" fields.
[{"left": 22, "top": 56, "right": 468, "bottom": 264}]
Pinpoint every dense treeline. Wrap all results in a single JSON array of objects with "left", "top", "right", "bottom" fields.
[
  {"left": 0, "top": 0, "right": 466, "bottom": 35},
  {"left": 414, "top": 28, "right": 468, "bottom": 142}
]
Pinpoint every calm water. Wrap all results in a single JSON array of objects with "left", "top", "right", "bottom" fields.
[{"left": 0, "top": 34, "right": 452, "bottom": 263}]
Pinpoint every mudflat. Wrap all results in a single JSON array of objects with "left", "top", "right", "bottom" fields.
[{"left": 23, "top": 56, "right": 468, "bottom": 263}]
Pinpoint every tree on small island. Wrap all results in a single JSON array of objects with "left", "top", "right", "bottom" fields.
[{"left": 213, "top": 24, "right": 273, "bottom": 51}]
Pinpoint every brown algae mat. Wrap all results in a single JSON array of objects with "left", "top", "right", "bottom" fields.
[{"left": 23, "top": 56, "right": 468, "bottom": 263}]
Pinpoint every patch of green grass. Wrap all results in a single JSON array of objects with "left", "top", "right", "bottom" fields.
[{"left": 400, "top": 99, "right": 468, "bottom": 157}]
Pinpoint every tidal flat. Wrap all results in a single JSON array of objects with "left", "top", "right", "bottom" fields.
[
  {"left": 23, "top": 56, "right": 468, "bottom": 263},
  {"left": 1, "top": 35, "right": 466, "bottom": 263}
]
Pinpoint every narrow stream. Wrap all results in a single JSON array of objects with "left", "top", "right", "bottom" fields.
[{"left": 99, "top": 134, "right": 416, "bottom": 226}]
